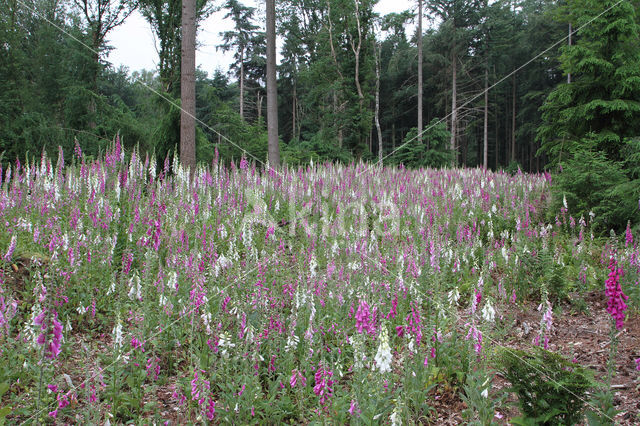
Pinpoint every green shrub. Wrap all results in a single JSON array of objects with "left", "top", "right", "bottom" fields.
[
  {"left": 281, "top": 129, "right": 353, "bottom": 165},
  {"left": 499, "top": 347, "right": 594, "bottom": 425},
  {"left": 515, "top": 249, "right": 574, "bottom": 302},
  {"left": 390, "top": 119, "right": 453, "bottom": 169},
  {"left": 551, "top": 140, "right": 640, "bottom": 234}
]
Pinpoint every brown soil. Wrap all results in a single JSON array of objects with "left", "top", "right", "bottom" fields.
[{"left": 492, "top": 291, "right": 640, "bottom": 424}]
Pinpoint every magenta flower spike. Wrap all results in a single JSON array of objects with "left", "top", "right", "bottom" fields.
[{"left": 605, "top": 255, "right": 628, "bottom": 330}]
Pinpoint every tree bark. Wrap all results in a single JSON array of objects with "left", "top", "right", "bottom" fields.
[
  {"left": 350, "top": 0, "right": 364, "bottom": 105},
  {"left": 483, "top": 66, "right": 488, "bottom": 169},
  {"left": 180, "top": 0, "right": 197, "bottom": 172},
  {"left": 326, "top": 1, "right": 344, "bottom": 80},
  {"left": 240, "top": 48, "right": 245, "bottom": 119},
  {"left": 88, "top": 28, "right": 102, "bottom": 129},
  {"left": 567, "top": 22, "right": 572, "bottom": 84},
  {"left": 494, "top": 67, "right": 499, "bottom": 169},
  {"left": 266, "top": 0, "right": 280, "bottom": 167},
  {"left": 450, "top": 51, "right": 457, "bottom": 165},
  {"left": 292, "top": 81, "right": 297, "bottom": 141},
  {"left": 257, "top": 92, "right": 263, "bottom": 122},
  {"left": 326, "top": 1, "right": 344, "bottom": 148},
  {"left": 392, "top": 122, "right": 396, "bottom": 151},
  {"left": 374, "top": 40, "right": 383, "bottom": 162},
  {"left": 511, "top": 72, "right": 516, "bottom": 164},
  {"left": 417, "top": 0, "right": 423, "bottom": 145}
]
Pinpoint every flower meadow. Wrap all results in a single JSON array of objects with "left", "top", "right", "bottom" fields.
[{"left": 0, "top": 141, "right": 639, "bottom": 424}]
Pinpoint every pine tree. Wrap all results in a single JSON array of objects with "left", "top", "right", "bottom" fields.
[
  {"left": 180, "top": 0, "right": 197, "bottom": 171},
  {"left": 266, "top": 0, "right": 280, "bottom": 166},
  {"left": 538, "top": 0, "right": 640, "bottom": 231},
  {"left": 538, "top": 0, "right": 640, "bottom": 164}
]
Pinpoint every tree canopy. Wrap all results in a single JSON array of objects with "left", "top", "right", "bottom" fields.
[{"left": 1, "top": 0, "right": 638, "bottom": 228}]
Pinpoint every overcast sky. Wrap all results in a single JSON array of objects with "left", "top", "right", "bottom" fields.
[{"left": 107, "top": 0, "right": 416, "bottom": 76}]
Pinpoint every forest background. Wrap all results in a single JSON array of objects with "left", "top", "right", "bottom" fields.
[{"left": 1, "top": 0, "right": 639, "bottom": 231}]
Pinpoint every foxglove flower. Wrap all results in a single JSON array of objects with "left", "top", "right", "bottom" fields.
[
  {"left": 374, "top": 326, "right": 392, "bottom": 373},
  {"left": 34, "top": 308, "right": 63, "bottom": 359},
  {"left": 390, "top": 404, "right": 402, "bottom": 426},
  {"left": 448, "top": 287, "right": 460, "bottom": 306},
  {"left": 481, "top": 300, "right": 495, "bottom": 323},
  {"left": 206, "top": 398, "right": 216, "bottom": 420},
  {"left": 127, "top": 274, "right": 142, "bottom": 300},
  {"left": 313, "top": 363, "right": 334, "bottom": 406},
  {"left": 348, "top": 399, "right": 360, "bottom": 416},
  {"left": 290, "top": 369, "right": 306, "bottom": 388},
  {"left": 112, "top": 317, "right": 123, "bottom": 348},
  {"left": 285, "top": 334, "right": 299, "bottom": 352},
  {"left": 0, "top": 296, "right": 18, "bottom": 337},
  {"left": 605, "top": 256, "right": 627, "bottom": 330},
  {"left": 218, "top": 332, "right": 235, "bottom": 358},
  {"left": 466, "top": 324, "right": 483, "bottom": 355},
  {"left": 3, "top": 235, "right": 16, "bottom": 262},
  {"left": 355, "top": 300, "right": 373, "bottom": 334}
]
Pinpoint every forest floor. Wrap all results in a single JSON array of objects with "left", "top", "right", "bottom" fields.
[
  {"left": 3, "top": 258, "right": 640, "bottom": 424},
  {"left": 432, "top": 291, "right": 640, "bottom": 425}
]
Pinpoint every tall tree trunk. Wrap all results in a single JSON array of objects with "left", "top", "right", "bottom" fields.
[
  {"left": 374, "top": 41, "right": 383, "bottom": 162},
  {"left": 511, "top": 72, "right": 516, "bottom": 164},
  {"left": 567, "top": 22, "right": 572, "bottom": 84},
  {"left": 483, "top": 66, "right": 488, "bottom": 169},
  {"left": 266, "top": 0, "right": 280, "bottom": 167},
  {"left": 494, "top": 68, "right": 499, "bottom": 169},
  {"left": 292, "top": 82, "right": 297, "bottom": 141},
  {"left": 392, "top": 122, "right": 396, "bottom": 151},
  {"left": 450, "top": 51, "right": 457, "bottom": 165},
  {"left": 529, "top": 141, "right": 534, "bottom": 172},
  {"left": 417, "top": 0, "right": 423, "bottom": 144},
  {"left": 180, "top": 0, "right": 197, "bottom": 172},
  {"left": 240, "top": 48, "right": 245, "bottom": 119},
  {"left": 326, "top": 0, "right": 344, "bottom": 148},
  {"left": 326, "top": 0, "right": 343, "bottom": 81},
  {"left": 334, "top": 92, "right": 344, "bottom": 148},
  {"left": 88, "top": 27, "right": 103, "bottom": 129},
  {"left": 505, "top": 94, "right": 510, "bottom": 163},
  {"left": 257, "top": 92, "right": 263, "bottom": 122},
  {"left": 350, "top": 0, "right": 364, "bottom": 104}
]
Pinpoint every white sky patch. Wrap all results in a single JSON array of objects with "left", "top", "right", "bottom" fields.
[{"left": 107, "top": 0, "right": 415, "bottom": 76}]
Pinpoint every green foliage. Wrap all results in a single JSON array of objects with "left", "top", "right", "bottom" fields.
[
  {"left": 201, "top": 101, "right": 269, "bottom": 164},
  {"left": 538, "top": 0, "right": 640, "bottom": 164},
  {"left": 0, "top": 0, "right": 576, "bottom": 171},
  {"left": 585, "top": 387, "right": 618, "bottom": 426},
  {"left": 538, "top": 0, "right": 640, "bottom": 232},
  {"left": 461, "top": 369, "right": 505, "bottom": 425},
  {"left": 505, "top": 161, "right": 522, "bottom": 175},
  {"left": 517, "top": 248, "right": 573, "bottom": 303},
  {"left": 390, "top": 119, "right": 453, "bottom": 169},
  {"left": 551, "top": 144, "right": 640, "bottom": 233},
  {"left": 0, "top": 382, "right": 11, "bottom": 425},
  {"left": 499, "top": 347, "right": 594, "bottom": 425},
  {"left": 281, "top": 130, "right": 353, "bottom": 165}
]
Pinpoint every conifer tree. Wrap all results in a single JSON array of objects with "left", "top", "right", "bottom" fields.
[
  {"left": 538, "top": 0, "right": 640, "bottom": 164},
  {"left": 538, "top": 0, "right": 640, "bottom": 231}
]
